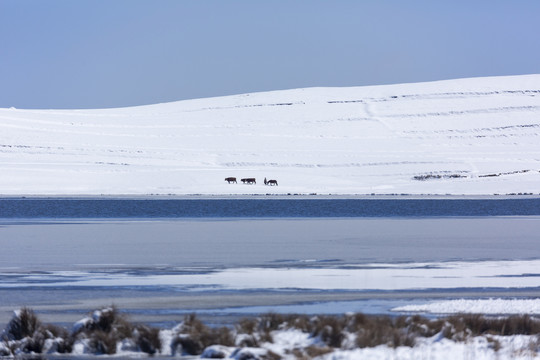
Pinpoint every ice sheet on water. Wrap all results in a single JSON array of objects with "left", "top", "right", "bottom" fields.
[{"left": 3, "top": 260, "right": 540, "bottom": 292}]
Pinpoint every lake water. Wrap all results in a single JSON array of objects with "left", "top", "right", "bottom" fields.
[
  {"left": 0, "top": 198, "right": 539, "bottom": 328},
  {"left": 1, "top": 197, "right": 540, "bottom": 218}
]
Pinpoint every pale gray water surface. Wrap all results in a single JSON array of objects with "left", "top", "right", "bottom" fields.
[{"left": 1, "top": 217, "right": 539, "bottom": 269}]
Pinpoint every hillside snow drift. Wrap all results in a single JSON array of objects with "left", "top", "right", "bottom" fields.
[{"left": 1, "top": 75, "right": 539, "bottom": 195}]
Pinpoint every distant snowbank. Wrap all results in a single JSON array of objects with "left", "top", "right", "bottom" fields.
[
  {"left": 393, "top": 299, "right": 540, "bottom": 315},
  {"left": 1, "top": 74, "right": 539, "bottom": 195}
]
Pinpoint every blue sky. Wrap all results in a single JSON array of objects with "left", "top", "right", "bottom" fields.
[{"left": 1, "top": 0, "right": 539, "bottom": 109}]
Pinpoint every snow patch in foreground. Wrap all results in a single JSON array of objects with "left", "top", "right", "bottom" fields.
[
  {"left": 393, "top": 298, "right": 540, "bottom": 315},
  {"left": 323, "top": 336, "right": 539, "bottom": 360}
]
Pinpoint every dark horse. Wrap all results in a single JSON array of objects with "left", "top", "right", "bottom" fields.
[
  {"left": 225, "top": 177, "right": 237, "bottom": 184},
  {"left": 264, "top": 178, "right": 278, "bottom": 186},
  {"left": 241, "top": 178, "right": 256, "bottom": 184}
]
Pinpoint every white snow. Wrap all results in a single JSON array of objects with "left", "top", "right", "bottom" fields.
[
  {"left": 320, "top": 336, "right": 540, "bottom": 360},
  {"left": 1, "top": 75, "right": 540, "bottom": 195},
  {"left": 393, "top": 298, "right": 540, "bottom": 315}
]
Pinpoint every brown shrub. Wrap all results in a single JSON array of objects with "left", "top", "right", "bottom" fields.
[
  {"left": 290, "top": 315, "right": 312, "bottom": 333},
  {"left": 236, "top": 334, "right": 259, "bottom": 347},
  {"left": 258, "top": 313, "right": 287, "bottom": 333},
  {"left": 311, "top": 315, "right": 346, "bottom": 348},
  {"left": 351, "top": 315, "right": 426, "bottom": 348},
  {"left": 499, "top": 315, "right": 540, "bottom": 335},
  {"left": 236, "top": 313, "right": 309, "bottom": 346},
  {"left": 237, "top": 318, "right": 258, "bottom": 335},
  {"left": 4, "top": 307, "right": 41, "bottom": 341},
  {"left": 42, "top": 324, "right": 73, "bottom": 353},
  {"left": 172, "top": 314, "right": 234, "bottom": 355},
  {"left": 262, "top": 349, "right": 282, "bottom": 360},
  {"left": 88, "top": 330, "right": 118, "bottom": 355},
  {"left": 441, "top": 314, "right": 540, "bottom": 339},
  {"left": 173, "top": 335, "right": 204, "bottom": 356},
  {"left": 304, "top": 345, "right": 334, "bottom": 357},
  {"left": 134, "top": 324, "right": 161, "bottom": 355},
  {"left": 72, "top": 306, "right": 137, "bottom": 355},
  {"left": 94, "top": 307, "right": 133, "bottom": 337}
]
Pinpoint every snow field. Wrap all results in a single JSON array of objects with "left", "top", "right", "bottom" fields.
[{"left": 1, "top": 75, "right": 539, "bottom": 195}]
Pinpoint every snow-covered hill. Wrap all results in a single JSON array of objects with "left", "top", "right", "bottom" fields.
[{"left": 1, "top": 75, "right": 539, "bottom": 195}]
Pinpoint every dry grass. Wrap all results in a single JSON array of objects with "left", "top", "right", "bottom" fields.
[
  {"left": 310, "top": 315, "right": 347, "bottom": 348},
  {"left": 440, "top": 314, "right": 540, "bottom": 341},
  {"left": 306, "top": 345, "right": 334, "bottom": 357},
  {"left": 87, "top": 330, "right": 118, "bottom": 355},
  {"left": 1, "top": 308, "right": 74, "bottom": 354},
  {"left": 2, "top": 307, "right": 539, "bottom": 357},
  {"left": 3, "top": 307, "right": 41, "bottom": 341},
  {"left": 73, "top": 306, "right": 136, "bottom": 355},
  {"left": 134, "top": 324, "right": 161, "bottom": 355},
  {"left": 172, "top": 313, "right": 234, "bottom": 356},
  {"left": 235, "top": 312, "right": 540, "bottom": 350}
]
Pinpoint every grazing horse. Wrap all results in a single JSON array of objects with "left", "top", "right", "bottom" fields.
[
  {"left": 264, "top": 177, "right": 278, "bottom": 186},
  {"left": 241, "top": 178, "right": 256, "bottom": 184},
  {"left": 225, "top": 177, "right": 237, "bottom": 184}
]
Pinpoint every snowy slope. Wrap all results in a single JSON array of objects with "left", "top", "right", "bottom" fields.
[{"left": 1, "top": 75, "right": 539, "bottom": 195}]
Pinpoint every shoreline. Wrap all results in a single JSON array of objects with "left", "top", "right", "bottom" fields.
[
  {"left": 3, "top": 289, "right": 540, "bottom": 328},
  {"left": 1, "top": 193, "right": 540, "bottom": 200}
]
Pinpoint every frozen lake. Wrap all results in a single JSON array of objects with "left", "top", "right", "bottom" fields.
[
  {"left": 1, "top": 206, "right": 540, "bottom": 327},
  {"left": 1, "top": 217, "right": 540, "bottom": 269}
]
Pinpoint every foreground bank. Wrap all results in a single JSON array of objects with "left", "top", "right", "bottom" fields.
[{"left": 1, "top": 307, "right": 539, "bottom": 359}]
